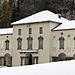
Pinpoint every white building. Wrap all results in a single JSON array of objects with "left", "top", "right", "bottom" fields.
[{"left": 0, "top": 10, "right": 75, "bottom": 67}]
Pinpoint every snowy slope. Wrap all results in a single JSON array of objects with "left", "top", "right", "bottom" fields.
[
  {"left": 11, "top": 10, "right": 68, "bottom": 25},
  {"left": 0, "top": 60, "right": 75, "bottom": 75}
]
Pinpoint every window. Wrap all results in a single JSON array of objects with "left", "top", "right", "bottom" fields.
[
  {"left": 38, "top": 36, "right": 43, "bottom": 49},
  {"left": 74, "top": 37, "right": 75, "bottom": 49},
  {"left": 39, "top": 27, "right": 43, "bottom": 34},
  {"left": 59, "top": 37, "right": 65, "bottom": 49},
  {"left": 17, "top": 37, "right": 22, "bottom": 50},
  {"left": 29, "top": 28, "right": 32, "bottom": 34},
  {"left": 0, "top": 57, "right": 2, "bottom": 66},
  {"left": 18, "top": 29, "right": 21, "bottom": 35},
  {"left": 27, "top": 37, "right": 33, "bottom": 49},
  {"left": 61, "top": 33, "right": 63, "bottom": 35},
  {"left": 5, "top": 40, "right": 9, "bottom": 50}
]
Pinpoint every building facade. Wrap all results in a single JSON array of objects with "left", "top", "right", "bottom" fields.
[{"left": 0, "top": 10, "right": 75, "bottom": 67}]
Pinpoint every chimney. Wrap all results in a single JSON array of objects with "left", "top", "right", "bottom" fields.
[{"left": 57, "top": 14, "right": 61, "bottom": 19}]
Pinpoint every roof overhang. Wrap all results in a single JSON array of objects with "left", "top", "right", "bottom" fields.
[{"left": 11, "top": 20, "right": 61, "bottom": 26}]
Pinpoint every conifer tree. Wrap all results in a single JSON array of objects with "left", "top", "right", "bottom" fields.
[{"left": 0, "top": 0, "right": 11, "bottom": 28}]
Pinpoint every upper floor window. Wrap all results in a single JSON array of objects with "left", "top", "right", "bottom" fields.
[
  {"left": 38, "top": 36, "right": 43, "bottom": 49},
  {"left": 29, "top": 28, "right": 32, "bottom": 34},
  {"left": 17, "top": 37, "right": 22, "bottom": 50},
  {"left": 39, "top": 27, "right": 43, "bottom": 34},
  {"left": 18, "top": 29, "right": 21, "bottom": 35},
  {"left": 27, "top": 37, "right": 33, "bottom": 49},
  {"left": 59, "top": 37, "right": 65, "bottom": 49},
  {"left": 5, "top": 40, "right": 9, "bottom": 50}
]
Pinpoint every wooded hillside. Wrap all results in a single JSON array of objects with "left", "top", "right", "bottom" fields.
[{"left": 0, "top": 0, "right": 75, "bottom": 28}]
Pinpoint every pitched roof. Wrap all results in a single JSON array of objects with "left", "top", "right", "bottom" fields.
[
  {"left": 0, "top": 28, "right": 13, "bottom": 35},
  {"left": 53, "top": 20, "right": 75, "bottom": 30},
  {"left": 11, "top": 10, "right": 67, "bottom": 25},
  {"left": 0, "top": 60, "right": 75, "bottom": 75}
]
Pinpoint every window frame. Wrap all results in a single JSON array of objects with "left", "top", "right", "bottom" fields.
[
  {"left": 5, "top": 40, "right": 9, "bottom": 50},
  {"left": 74, "top": 37, "right": 75, "bottom": 49},
  {"left": 39, "top": 27, "right": 43, "bottom": 34},
  {"left": 38, "top": 36, "right": 43, "bottom": 49},
  {"left": 17, "top": 37, "right": 22, "bottom": 50},
  {"left": 27, "top": 36, "right": 33, "bottom": 50},
  {"left": 18, "top": 29, "right": 21, "bottom": 35},
  {"left": 59, "top": 37, "right": 65, "bottom": 49},
  {"left": 29, "top": 28, "right": 32, "bottom": 34}
]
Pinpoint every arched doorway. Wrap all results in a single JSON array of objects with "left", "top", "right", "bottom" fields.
[
  {"left": 4, "top": 53, "right": 11, "bottom": 67},
  {"left": 25, "top": 53, "right": 32, "bottom": 65},
  {"left": 58, "top": 53, "right": 66, "bottom": 61},
  {"left": 73, "top": 54, "right": 75, "bottom": 60}
]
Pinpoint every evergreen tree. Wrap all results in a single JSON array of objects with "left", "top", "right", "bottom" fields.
[{"left": 0, "top": 0, "right": 11, "bottom": 28}]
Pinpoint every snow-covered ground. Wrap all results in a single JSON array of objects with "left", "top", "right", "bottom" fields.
[{"left": 0, "top": 60, "right": 75, "bottom": 75}]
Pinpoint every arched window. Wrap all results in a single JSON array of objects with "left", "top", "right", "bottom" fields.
[
  {"left": 38, "top": 36, "right": 43, "bottom": 49},
  {"left": 17, "top": 37, "right": 22, "bottom": 50},
  {"left": 27, "top": 37, "right": 33, "bottom": 49},
  {"left": 5, "top": 40, "right": 9, "bottom": 50},
  {"left": 59, "top": 37, "right": 65, "bottom": 49}
]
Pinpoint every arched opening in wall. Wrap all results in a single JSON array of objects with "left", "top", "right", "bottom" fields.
[
  {"left": 4, "top": 53, "right": 11, "bottom": 67},
  {"left": 73, "top": 54, "right": 75, "bottom": 60},
  {"left": 58, "top": 53, "right": 66, "bottom": 61},
  {"left": 25, "top": 53, "right": 32, "bottom": 65}
]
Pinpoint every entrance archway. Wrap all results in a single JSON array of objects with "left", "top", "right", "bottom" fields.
[
  {"left": 4, "top": 53, "right": 11, "bottom": 67},
  {"left": 73, "top": 54, "right": 75, "bottom": 60},
  {"left": 25, "top": 53, "right": 32, "bottom": 65},
  {"left": 58, "top": 53, "right": 66, "bottom": 61}
]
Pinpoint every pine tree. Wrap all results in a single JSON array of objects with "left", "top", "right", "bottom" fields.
[{"left": 0, "top": 0, "right": 11, "bottom": 28}]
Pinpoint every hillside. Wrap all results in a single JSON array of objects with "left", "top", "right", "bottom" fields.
[{"left": 0, "top": 0, "right": 75, "bottom": 27}]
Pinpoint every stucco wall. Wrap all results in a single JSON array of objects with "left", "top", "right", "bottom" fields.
[
  {"left": 51, "top": 30, "right": 75, "bottom": 57},
  {"left": 12, "top": 22, "right": 59, "bottom": 66},
  {"left": 0, "top": 34, "right": 13, "bottom": 57}
]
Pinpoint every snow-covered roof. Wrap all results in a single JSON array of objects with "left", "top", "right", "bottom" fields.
[
  {"left": 0, "top": 28, "right": 13, "bottom": 35},
  {"left": 53, "top": 20, "right": 75, "bottom": 30},
  {"left": 11, "top": 10, "right": 68, "bottom": 25},
  {"left": 0, "top": 60, "right": 75, "bottom": 75}
]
